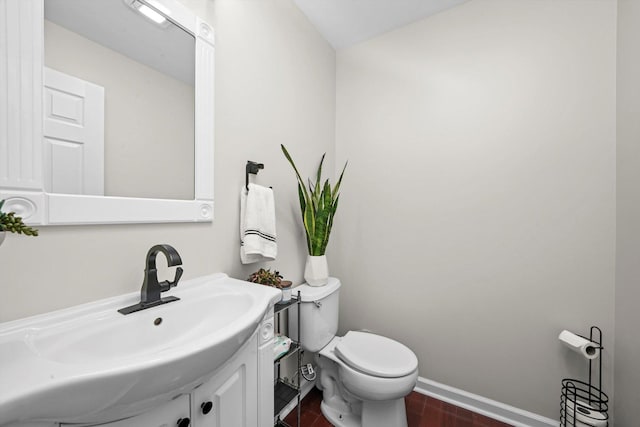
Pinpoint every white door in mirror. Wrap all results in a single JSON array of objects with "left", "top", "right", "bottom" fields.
[{"left": 44, "top": 67, "right": 105, "bottom": 196}]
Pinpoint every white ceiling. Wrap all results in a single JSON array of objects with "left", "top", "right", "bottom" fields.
[
  {"left": 45, "top": 0, "right": 195, "bottom": 85},
  {"left": 294, "top": 0, "right": 469, "bottom": 49}
]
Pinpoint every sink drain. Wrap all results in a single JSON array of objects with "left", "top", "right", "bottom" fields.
[{"left": 154, "top": 317, "right": 163, "bottom": 326}]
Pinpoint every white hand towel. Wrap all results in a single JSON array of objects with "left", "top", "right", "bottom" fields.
[
  {"left": 274, "top": 335, "right": 292, "bottom": 360},
  {"left": 240, "top": 183, "right": 277, "bottom": 264}
]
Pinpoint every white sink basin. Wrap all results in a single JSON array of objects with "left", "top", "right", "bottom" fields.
[
  {"left": 0, "top": 273, "right": 281, "bottom": 425},
  {"left": 30, "top": 292, "right": 255, "bottom": 365}
]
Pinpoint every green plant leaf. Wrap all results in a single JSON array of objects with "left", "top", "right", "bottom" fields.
[
  {"left": 281, "top": 144, "right": 311, "bottom": 203},
  {"left": 316, "top": 180, "right": 334, "bottom": 254},
  {"left": 302, "top": 202, "right": 316, "bottom": 253},
  {"left": 298, "top": 183, "right": 311, "bottom": 252},
  {"left": 0, "top": 202, "right": 39, "bottom": 236},
  {"left": 308, "top": 178, "right": 319, "bottom": 212},
  {"left": 315, "top": 153, "right": 325, "bottom": 197},
  {"left": 332, "top": 161, "right": 348, "bottom": 200},
  {"left": 325, "top": 194, "right": 340, "bottom": 246}
]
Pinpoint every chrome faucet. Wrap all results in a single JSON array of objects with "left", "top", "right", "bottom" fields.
[{"left": 118, "top": 244, "right": 184, "bottom": 315}]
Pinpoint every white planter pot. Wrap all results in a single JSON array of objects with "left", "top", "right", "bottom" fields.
[
  {"left": 304, "top": 255, "right": 328, "bottom": 286},
  {"left": 0, "top": 231, "right": 5, "bottom": 247},
  {"left": 281, "top": 286, "right": 292, "bottom": 302}
]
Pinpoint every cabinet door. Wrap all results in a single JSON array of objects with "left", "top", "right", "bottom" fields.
[
  {"left": 192, "top": 336, "right": 258, "bottom": 427},
  {"left": 62, "top": 395, "right": 191, "bottom": 427}
]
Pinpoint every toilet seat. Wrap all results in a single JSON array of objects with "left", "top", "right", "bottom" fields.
[
  {"left": 318, "top": 334, "right": 419, "bottom": 403},
  {"left": 334, "top": 331, "right": 418, "bottom": 378}
]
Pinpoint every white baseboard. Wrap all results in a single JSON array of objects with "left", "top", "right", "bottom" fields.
[
  {"left": 278, "top": 376, "right": 558, "bottom": 427},
  {"left": 414, "top": 377, "right": 558, "bottom": 427}
]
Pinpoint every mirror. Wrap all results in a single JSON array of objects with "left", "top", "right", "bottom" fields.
[
  {"left": 44, "top": 0, "right": 195, "bottom": 200},
  {"left": 0, "top": 0, "right": 214, "bottom": 224}
]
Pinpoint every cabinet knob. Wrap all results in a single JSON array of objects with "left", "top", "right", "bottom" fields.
[
  {"left": 177, "top": 417, "right": 191, "bottom": 427},
  {"left": 201, "top": 401, "right": 213, "bottom": 415}
]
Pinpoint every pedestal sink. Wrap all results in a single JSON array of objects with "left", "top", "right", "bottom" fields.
[{"left": 0, "top": 273, "right": 281, "bottom": 426}]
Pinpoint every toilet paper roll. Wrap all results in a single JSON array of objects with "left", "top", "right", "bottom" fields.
[
  {"left": 559, "top": 330, "right": 600, "bottom": 360},
  {"left": 564, "top": 399, "right": 608, "bottom": 427}
]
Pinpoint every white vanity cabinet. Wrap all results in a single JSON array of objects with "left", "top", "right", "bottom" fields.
[
  {"left": 0, "top": 274, "right": 280, "bottom": 427},
  {"left": 191, "top": 335, "right": 259, "bottom": 427},
  {"left": 82, "top": 334, "right": 260, "bottom": 427},
  {"left": 61, "top": 396, "right": 191, "bottom": 427},
  {"left": 5, "top": 322, "right": 272, "bottom": 427},
  {"left": 61, "top": 334, "right": 264, "bottom": 427}
]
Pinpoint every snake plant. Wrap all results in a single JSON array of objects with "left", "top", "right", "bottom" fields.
[
  {"left": 0, "top": 199, "right": 39, "bottom": 236},
  {"left": 281, "top": 145, "right": 346, "bottom": 256}
]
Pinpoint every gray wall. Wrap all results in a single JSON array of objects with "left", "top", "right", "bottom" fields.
[
  {"left": 0, "top": 0, "right": 336, "bottom": 322},
  {"left": 615, "top": 0, "right": 640, "bottom": 424},
  {"left": 332, "top": 0, "right": 616, "bottom": 419},
  {"left": 45, "top": 20, "right": 195, "bottom": 200},
  {"left": 2, "top": 0, "right": 631, "bottom": 423}
]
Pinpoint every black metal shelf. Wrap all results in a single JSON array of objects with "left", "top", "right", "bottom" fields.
[
  {"left": 273, "top": 291, "right": 302, "bottom": 427},
  {"left": 274, "top": 296, "right": 298, "bottom": 314},
  {"left": 275, "top": 341, "right": 299, "bottom": 364},
  {"left": 274, "top": 380, "right": 299, "bottom": 416}
]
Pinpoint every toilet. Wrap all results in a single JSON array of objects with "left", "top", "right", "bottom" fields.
[{"left": 290, "top": 278, "right": 418, "bottom": 427}]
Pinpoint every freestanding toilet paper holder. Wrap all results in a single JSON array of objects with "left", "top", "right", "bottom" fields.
[{"left": 560, "top": 326, "right": 609, "bottom": 427}]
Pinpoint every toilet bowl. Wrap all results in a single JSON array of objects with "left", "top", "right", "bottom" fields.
[
  {"left": 290, "top": 278, "right": 418, "bottom": 427},
  {"left": 326, "top": 332, "right": 418, "bottom": 401}
]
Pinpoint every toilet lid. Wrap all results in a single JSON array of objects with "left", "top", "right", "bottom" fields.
[{"left": 334, "top": 331, "right": 418, "bottom": 378}]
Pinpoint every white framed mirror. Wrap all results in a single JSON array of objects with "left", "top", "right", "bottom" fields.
[{"left": 0, "top": 0, "right": 214, "bottom": 225}]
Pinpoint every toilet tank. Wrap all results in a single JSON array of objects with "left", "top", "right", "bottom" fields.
[{"left": 288, "top": 277, "right": 341, "bottom": 352}]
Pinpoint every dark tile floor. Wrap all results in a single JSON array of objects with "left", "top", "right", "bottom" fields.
[{"left": 282, "top": 387, "right": 513, "bottom": 427}]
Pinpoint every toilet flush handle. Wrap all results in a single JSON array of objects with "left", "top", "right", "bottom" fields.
[{"left": 313, "top": 300, "right": 322, "bottom": 308}]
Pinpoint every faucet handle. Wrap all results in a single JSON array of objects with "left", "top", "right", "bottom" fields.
[
  {"left": 172, "top": 267, "right": 184, "bottom": 286},
  {"left": 159, "top": 267, "right": 184, "bottom": 292}
]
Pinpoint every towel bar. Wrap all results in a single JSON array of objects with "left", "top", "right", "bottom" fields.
[{"left": 246, "top": 161, "right": 264, "bottom": 191}]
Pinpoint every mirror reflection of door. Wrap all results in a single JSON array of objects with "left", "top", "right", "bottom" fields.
[
  {"left": 44, "top": 67, "right": 105, "bottom": 196},
  {"left": 43, "top": 0, "right": 196, "bottom": 201}
]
